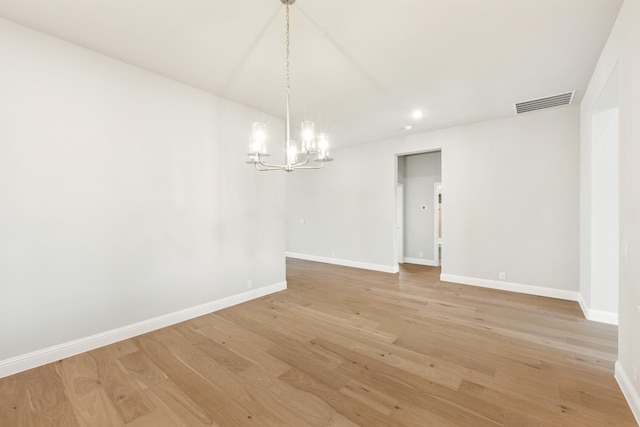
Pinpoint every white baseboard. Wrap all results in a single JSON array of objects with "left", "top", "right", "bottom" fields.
[
  {"left": 615, "top": 361, "right": 640, "bottom": 425},
  {"left": 0, "top": 281, "right": 287, "bottom": 379},
  {"left": 440, "top": 274, "right": 579, "bottom": 301},
  {"left": 403, "top": 257, "right": 439, "bottom": 267},
  {"left": 286, "top": 252, "right": 398, "bottom": 274},
  {"left": 577, "top": 293, "right": 619, "bottom": 325}
]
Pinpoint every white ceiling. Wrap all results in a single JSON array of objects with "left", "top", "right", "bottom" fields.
[{"left": 0, "top": 0, "right": 623, "bottom": 147}]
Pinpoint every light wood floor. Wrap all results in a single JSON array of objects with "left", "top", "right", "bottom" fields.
[{"left": 0, "top": 259, "right": 636, "bottom": 426}]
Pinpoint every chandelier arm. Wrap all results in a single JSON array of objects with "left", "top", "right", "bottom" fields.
[
  {"left": 288, "top": 152, "right": 327, "bottom": 169},
  {"left": 288, "top": 162, "right": 326, "bottom": 170},
  {"left": 256, "top": 154, "right": 291, "bottom": 169},
  {"left": 254, "top": 163, "right": 284, "bottom": 171},
  {"left": 259, "top": 162, "right": 327, "bottom": 171},
  {"left": 254, "top": 151, "right": 327, "bottom": 171},
  {"left": 257, "top": 148, "right": 313, "bottom": 171},
  {"left": 288, "top": 151, "right": 312, "bottom": 168},
  {"left": 256, "top": 157, "right": 306, "bottom": 170}
]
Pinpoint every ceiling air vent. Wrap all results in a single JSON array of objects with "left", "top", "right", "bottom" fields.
[{"left": 515, "top": 91, "right": 575, "bottom": 114}]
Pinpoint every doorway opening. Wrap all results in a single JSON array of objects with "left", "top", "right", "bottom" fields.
[
  {"left": 396, "top": 151, "right": 442, "bottom": 269},
  {"left": 582, "top": 66, "right": 619, "bottom": 324}
]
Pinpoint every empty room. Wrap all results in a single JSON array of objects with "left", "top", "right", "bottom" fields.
[{"left": 1, "top": 0, "right": 639, "bottom": 425}]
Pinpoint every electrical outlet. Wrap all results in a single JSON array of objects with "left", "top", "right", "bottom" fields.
[
  {"left": 499, "top": 272, "right": 506, "bottom": 280},
  {"left": 247, "top": 280, "right": 253, "bottom": 289},
  {"left": 633, "top": 366, "right": 638, "bottom": 386},
  {"left": 419, "top": 252, "right": 424, "bottom": 258}
]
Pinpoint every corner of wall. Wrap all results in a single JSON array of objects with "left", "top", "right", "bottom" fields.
[{"left": 578, "top": 293, "right": 619, "bottom": 325}]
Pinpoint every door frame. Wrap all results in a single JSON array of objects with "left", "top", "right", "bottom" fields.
[
  {"left": 396, "top": 184, "right": 404, "bottom": 265},
  {"left": 434, "top": 182, "right": 442, "bottom": 267}
]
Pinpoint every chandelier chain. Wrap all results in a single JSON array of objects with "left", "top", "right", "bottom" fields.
[{"left": 285, "top": 0, "right": 290, "bottom": 95}]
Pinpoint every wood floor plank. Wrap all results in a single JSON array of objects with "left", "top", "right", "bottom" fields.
[
  {"left": 142, "top": 381, "right": 217, "bottom": 427},
  {"left": 117, "top": 350, "right": 215, "bottom": 426},
  {"left": 117, "top": 350, "right": 169, "bottom": 388},
  {"left": 0, "top": 259, "right": 636, "bottom": 426},
  {"left": 185, "top": 317, "right": 292, "bottom": 377},
  {"left": 318, "top": 336, "right": 506, "bottom": 425},
  {"left": 89, "top": 346, "right": 156, "bottom": 423},
  {"left": 26, "top": 364, "right": 80, "bottom": 426},
  {"left": 0, "top": 374, "right": 34, "bottom": 427},
  {"left": 191, "top": 338, "right": 254, "bottom": 374},
  {"left": 278, "top": 367, "right": 395, "bottom": 426},
  {"left": 31, "top": 399, "right": 80, "bottom": 427},
  {"left": 339, "top": 378, "right": 399, "bottom": 416},
  {"left": 58, "top": 354, "right": 125, "bottom": 427},
  {"left": 133, "top": 332, "right": 258, "bottom": 426},
  {"left": 22, "top": 364, "right": 66, "bottom": 414},
  {"left": 239, "top": 365, "right": 358, "bottom": 426}
]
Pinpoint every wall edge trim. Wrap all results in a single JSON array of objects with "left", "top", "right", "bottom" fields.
[
  {"left": 286, "top": 252, "right": 397, "bottom": 274},
  {"left": 615, "top": 361, "right": 640, "bottom": 425},
  {"left": 402, "top": 257, "right": 439, "bottom": 267},
  {"left": 440, "top": 273, "right": 579, "bottom": 301},
  {"left": 578, "top": 293, "right": 619, "bottom": 325},
  {"left": 0, "top": 281, "right": 287, "bottom": 379}
]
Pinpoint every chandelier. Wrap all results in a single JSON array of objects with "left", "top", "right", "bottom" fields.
[{"left": 246, "top": 0, "right": 333, "bottom": 172}]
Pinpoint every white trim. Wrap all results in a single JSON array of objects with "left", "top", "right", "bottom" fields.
[
  {"left": 396, "top": 183, "right": 404, "bottom": 265},
  {"left": 440, "top": 274, "right": 579, "bottom": 301},
  {"left": 578, "top": 293, "right": 619, "bottom": 325},
  {"left": 433, "top": 182, "right": 441, "bottom": 267},
  {"left": 403, "top": 257, "right": 439, "bottom": 267},
  {"left": 286, "top": 252, "right": 398, "bottom": 274},
  {"left": 615, "top": 361, "right": 640, "bottom": 425},
  {"left": 0, "top": 281, "right": 287, "bottom": 379}
]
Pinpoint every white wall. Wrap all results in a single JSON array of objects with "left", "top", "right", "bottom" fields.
[
  {"left": 589, "top": 105, "right": 619, "bottom": 322},
  {"left": 286, "top": 105, "right": 580, "bottom": 297},
  {"left": 286, "top": 142, "right": 397, "bottom": 272},
  {"left": 402, "top": 152, "right": 441, "bottom": 263},
  {"left": 0, "top": 19, "right": 286, "bottom": 375},
  {"left": 580, "top": 0, "right": 640, "bottom": 421},
  {"left": 579, "top": 66, "right": 620, "bottom": 326}
]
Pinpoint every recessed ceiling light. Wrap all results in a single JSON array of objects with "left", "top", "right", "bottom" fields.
[
  {"left": 411, "top": 110, "right": 423, "bottom": 120},
  {"left": 404, "top": 125, "right": 413, "bottom": 130}
]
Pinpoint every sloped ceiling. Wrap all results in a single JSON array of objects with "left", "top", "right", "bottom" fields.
[{"left": 0, "top": 0, "right": 623, "bottom": 146}]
